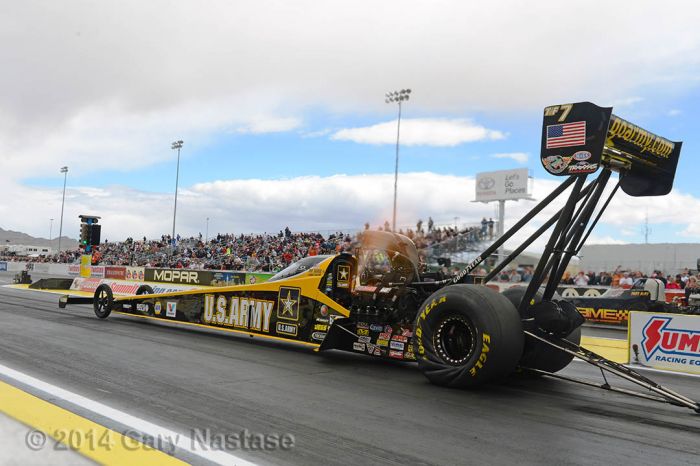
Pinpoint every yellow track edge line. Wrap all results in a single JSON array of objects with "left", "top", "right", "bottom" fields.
[{"left": 0, "top": 380, "right": 186, "bottom": 466}]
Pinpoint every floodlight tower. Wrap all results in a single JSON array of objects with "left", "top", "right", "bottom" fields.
[
  {"left": 385, "top": 88, "right": 411, "bottom": 232},
  {"left": 171, "top": 140, "right": 184, "bottom": 252}
]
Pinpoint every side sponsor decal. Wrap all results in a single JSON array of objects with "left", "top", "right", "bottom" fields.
[
  {"left": 353, "top": 342, "right": 366, "bottom": 351},
  {"left": 337, "top": 265, "right": 350, "bottom": 288},
  {"left": 277, "top": 287, "right": 300, "bottom": 321},
  {"left": 276, "top": 322, "right": 298, "bottom": 336},
  {"left": 389, "top": 341, "right": 405, "bottom": 351},
  {"left": 154, "top": 302, "right": 162, "bottom": 315},
  {"left": 166, "top": 302, "right": 177, "bottom": 318},
  {"left": 542, "top": 155, "right": 572, "bottom": 174},
  {"left": 311, "top": 332, "right": 327, "bottom": 341},
  {"left": 203, "top": 294, "right": 274, "bottom": 333}
]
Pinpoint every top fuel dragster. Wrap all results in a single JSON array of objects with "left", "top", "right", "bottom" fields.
[{"left": 61, "top": 102, "right": 699, "bottom": 413}]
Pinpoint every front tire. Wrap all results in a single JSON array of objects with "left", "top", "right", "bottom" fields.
[
  {"left": 136, "top": 285, "right": 154, "bottom": 295},
  {"left": 93, "top": 284, "right": 113, "bottom": 319},
  {"left": 414, "top": 285, "right": 523, "bottom": 388}
]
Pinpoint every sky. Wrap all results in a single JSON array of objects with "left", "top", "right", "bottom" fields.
[{"left": 1, "top": 0, "right": 700, "bottom": 251}]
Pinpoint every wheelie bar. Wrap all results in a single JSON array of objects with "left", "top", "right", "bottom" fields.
[{"left": 522, "top": 331, "right": 700, "bottom": 413}]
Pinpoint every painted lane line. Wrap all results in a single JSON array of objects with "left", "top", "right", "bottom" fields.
[
  {"left": 0, "top": 380, "right": 186, "bottom": 466},
  {"left": 0, "top": 363, "right": 256, "bottom": 466}
]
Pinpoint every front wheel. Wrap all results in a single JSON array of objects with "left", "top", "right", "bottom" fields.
[
  {"left": 93, "top": 284, "right": 114, "bottom": 319},
  {"left": 414, "top": 285, "right": 524, "bottom": 388}
]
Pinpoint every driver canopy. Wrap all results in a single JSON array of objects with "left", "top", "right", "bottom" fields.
[{"left": 355, "top": 231, "right": 420, "bottom": 286}]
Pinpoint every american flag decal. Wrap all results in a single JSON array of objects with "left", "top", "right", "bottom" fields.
[{"left": 546, "top": 121, "right": 586, "bottom": 149}]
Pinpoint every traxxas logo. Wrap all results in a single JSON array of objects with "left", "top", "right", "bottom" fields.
[{"left": 642, "top": 317, "right": 700, "bottom": 360}]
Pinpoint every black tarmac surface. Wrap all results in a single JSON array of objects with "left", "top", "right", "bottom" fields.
[{"left": 0, "top": 273, "right": 698, "bottom": 465}]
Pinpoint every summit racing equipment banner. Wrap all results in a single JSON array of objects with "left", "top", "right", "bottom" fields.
[
  {"left": 629, "top": 311, "right": 700, "bottom": 375},
  {"left": 541, "top": 102, "right": 682, "bottom": 196}
]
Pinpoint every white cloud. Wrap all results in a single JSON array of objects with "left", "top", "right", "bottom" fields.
[
  {"left": 6, "top": 172, "right": 700, "bottom": 255},
  {"left": 609, "top": 97, "right": 644, "bottom": 108},
  {"left": 491, "top": 152, "right": 529, "bottom": 164},
  {"left": 300, "top": 129, "right": 332, "bottom": 138},
  {"left": 331, "top": 119, "right": 505, "bottom": 146},
  {"left": 1, "top": 1, "right": 699, "bottom": 179},
  {"left": 585, "top": 235, "right": 629, "bottom": 245},
  {"left": 668, "top": 109, "right": 682, "bottom": 117},
  {"left": 233, "top": 116, "right": 302, "bottom": 134}
]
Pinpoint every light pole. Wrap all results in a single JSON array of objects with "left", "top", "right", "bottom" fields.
[
  {"left": 205, "top": 217, "right": 209, "bottom": 242},
  {"left": 171, "top": 140, "right": 183, "bottom": 252},
  {"left": 49, "top": 218, "right": 54, "bottom": 241},
  {"left": 58, "top": 166, "right": 68, "bottom": 252},
  {"left": 385, "top": 88, "right": 411, "bottom": 232}
]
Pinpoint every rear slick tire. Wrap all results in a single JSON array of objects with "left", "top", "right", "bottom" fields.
[{"left": 414, "top": 285, "right": 524, "bottom": 388}]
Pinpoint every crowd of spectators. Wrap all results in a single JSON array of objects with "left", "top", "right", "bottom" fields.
[
  {"left": 560, "top": 268, "right": 697, "bottom": 290},
  {"left": 7, "top": 220, "right": 694, "bottom": 290},
  {"left": 0, "top": 218, "right": 497, "bottom": 272}
]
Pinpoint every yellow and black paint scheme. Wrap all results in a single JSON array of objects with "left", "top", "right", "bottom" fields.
[{"left": 64, "top": 231, "right": 428, "bottom": 361}]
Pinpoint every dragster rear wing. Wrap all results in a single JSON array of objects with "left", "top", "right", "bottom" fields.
[{"left": 541, "top": 102, "right": 682, "bottom": 196}]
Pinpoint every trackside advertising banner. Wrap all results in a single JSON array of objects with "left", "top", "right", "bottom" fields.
[
  {"left": 629, "top": 311, "right": 700, "bottom": 375},
  {"left": 70, "top": 278, "right": 201, "bottom": 295}
]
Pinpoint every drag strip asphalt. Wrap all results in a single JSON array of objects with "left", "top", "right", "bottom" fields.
[{"left": 0, "top": 282, "right": 699, "bottom": 465}]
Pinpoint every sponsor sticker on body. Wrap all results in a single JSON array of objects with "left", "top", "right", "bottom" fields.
[
  {"left": 390, "top": 341, "right": 405, "bottom": 351},
  {"left": 166, "top": 302, "right": 177, "bottom": 318}
]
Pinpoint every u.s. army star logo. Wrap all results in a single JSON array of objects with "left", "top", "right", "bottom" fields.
[
  {"left": 337, "top": 265, "right": 350, "bottom": 288},
  {"left": 277, "top": 287, "right": 300, "bottom": 321}
]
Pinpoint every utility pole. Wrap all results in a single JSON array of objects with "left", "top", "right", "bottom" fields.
[{"left": 58, "top": 166, "right": 68, "bottom": 252}]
